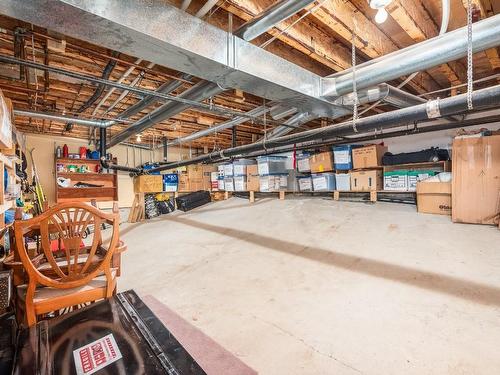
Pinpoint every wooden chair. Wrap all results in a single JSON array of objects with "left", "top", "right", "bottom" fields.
[{"left": 14, "top": 202, "right": 121, "bottom": 327}]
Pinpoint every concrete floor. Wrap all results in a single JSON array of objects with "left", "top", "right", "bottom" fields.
[{"left": 118, "top": 196, "right": 500, "bottom": 375}]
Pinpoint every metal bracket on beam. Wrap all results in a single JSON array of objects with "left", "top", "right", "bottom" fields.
[{"left": 426, "top": 99, "right": 441, "bottom": 118}]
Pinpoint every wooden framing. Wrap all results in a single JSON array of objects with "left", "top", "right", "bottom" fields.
[{"left": 0, "top": 0, "right": 498, "bottom": 151}]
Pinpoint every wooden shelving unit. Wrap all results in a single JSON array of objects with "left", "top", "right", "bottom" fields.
[{"left": 55, "top": 158, "right": 118, "bottom": 203}]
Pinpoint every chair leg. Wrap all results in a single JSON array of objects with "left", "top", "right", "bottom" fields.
[{"left": 25, "top": 303, "right": 37, "bottom": 327}]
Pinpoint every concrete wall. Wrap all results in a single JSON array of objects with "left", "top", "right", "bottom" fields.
[{"left": 25, "top": 133, "right": 191, "bottom": 208}]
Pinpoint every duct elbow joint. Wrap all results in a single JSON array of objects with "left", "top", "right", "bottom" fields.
[{"left": 320, "top": 77, "right": 338, "bottom": 101}]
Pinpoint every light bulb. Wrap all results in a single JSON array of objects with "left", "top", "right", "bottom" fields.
[
  {"left": 375, "top": 8, "right": 388, "bottom": 24},
  {"left": 136, "top": 134, "right": 142, "bottom": 143}
]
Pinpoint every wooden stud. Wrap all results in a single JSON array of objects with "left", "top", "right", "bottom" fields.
[
  {"left": 370, "top": 191, "right": 377, "bottom": 203},
  {"left": 333, "top": 191, "right": 340, "bottom": 201},
  {"left": 279, "top": 191, "right": 285, "bottom": 200},
  {"left": 249, "top": 190, "right": 255, "bottom": 203},
  {"left": 224, "top": 191, "right": 229, "bottom": 200}
]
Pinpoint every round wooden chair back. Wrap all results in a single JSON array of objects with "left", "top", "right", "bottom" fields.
[{"left": 14, "top": 202, "right": 120, "bottom": 290}]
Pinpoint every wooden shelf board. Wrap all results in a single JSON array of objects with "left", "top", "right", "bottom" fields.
[{"left": 56, "top": 158, "right": 101, "bottom": 163}]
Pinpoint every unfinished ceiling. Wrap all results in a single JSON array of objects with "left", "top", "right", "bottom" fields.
[{"left": 0, "top": 0, "right": 498, "bottom": 150}]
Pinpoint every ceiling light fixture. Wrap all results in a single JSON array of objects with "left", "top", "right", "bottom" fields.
[
  {"left": 136, "top": 134, "right": 142, "bottom": 143},
  {"left": 369, "top": 0, "right": 392, "bottom": 24}
]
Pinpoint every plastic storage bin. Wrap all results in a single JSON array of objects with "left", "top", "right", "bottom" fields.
[
  {"left": 233, "top": 175, "right": 247, "bottom": 191},
  {"left": 222, "top": 163, "right": 234, "bottom": 177},
  {"left": 297, "top": 176, "right": 313, "bottom": 192},
  {"left": 257, "top": 156, "right": 287, "bottom": 175},
  {"left": 384, "top": 170, "right": 408, "bottom": 191},
  {"left": 296, "top": 154, "right": 311, "bottom": 172},
  {"left": 333, "top": 145, "right": 358, "bottom": 170},
  {"left": 259, "top": 174, "right": 287, "bottom": 192},
  {"left": 233, "top": 159, "right": 256, "bottom": 176},
  {"left": 312, "top": 173, "right": 336, "bottom": 191},
  {"left": 335, "top": 173, "right": 351, "bottom": 191},
  {"left": 224, "top": 177, "right": 234, "bottom": 191}
]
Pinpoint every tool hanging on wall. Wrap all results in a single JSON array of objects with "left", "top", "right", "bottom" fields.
[{"left": 28, "top": 148, "right": 46, "bottom": 215}]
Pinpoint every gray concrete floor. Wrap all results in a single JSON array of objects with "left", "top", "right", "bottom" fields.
[{"left": 118, "top": 196, "right": 500, "bottom": 375}]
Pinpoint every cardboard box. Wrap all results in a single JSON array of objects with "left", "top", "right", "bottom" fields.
[
  {"left": 246, "top": 165, "right": 260, "bottom": 191},
  {"left": 187, "top": 164, "right": 203, "bottom": 180},
  {"left": 333, "top": 145, "right": 357, "bottom": 170},
  {"left": 417, "top": 182, "right": 451, "bottom": 215},
  {"left": 202, "top": 165, "right": 217, "bottom": 191},
  {"left": 134, "top": 175, "right": 163, "bottom": 193},
  {"left": 309, "top": 152, "right": 334, "bottom": 173},
  {"left": 452, "top": 135, "right": 500, "bottom": 224},
  {"left": 351, "top": 170, "right": 383, "bottom": 191},
  {"left": 352, "top": 145, "right": 387, "bottom": 169},
  {"left": 178, "top": 174, "right": 203, "bottom": 192}
]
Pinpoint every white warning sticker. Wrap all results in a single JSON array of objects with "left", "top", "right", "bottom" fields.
[{"left": 73, "top": 333, "right": 123, "bottom": 375}]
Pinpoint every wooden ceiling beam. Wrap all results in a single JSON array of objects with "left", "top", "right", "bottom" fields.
[
  {"left": 386, "top": 0, "right": 466, "bottom": 87},
  {"left": 219, "top": 0, "right": 352, "bottom": 72},
  {"left": 460, "top": 0, "right": 500, "bottom": 72},
  {"left": 299, "top": 0, "right": 441, "bottom": 95}
]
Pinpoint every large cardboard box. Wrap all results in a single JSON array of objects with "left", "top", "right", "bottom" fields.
[
  {"left": 351, "top": 170, "right": 383, "bottom": 191},
  {"left": 352, "top": 145, "right": 387, "bottom": 169},
  {"left": 246, "top": 165, "right": 260, "bottom": 191},
  {"left": 134, "top": 175, "right": 163, "bottom": 193},
  {"left": 452, "top": 135, "right": 500, "bottom": 224},
  {"left": 187, "top": 164, "right": 203, "bottom": 180},
  {"left": 417, "top": 182, "right": 451, "bottom": 215},
  {"left": 309, "top": 152, "right": 334, "bottom": 173},
  {"left": 202, "top": 165, "right": 217, "bottom": 191}
]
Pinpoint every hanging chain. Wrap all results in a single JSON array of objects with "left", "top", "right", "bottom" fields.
[
  {"left": 466, "top": 0, "right": 474, "bottom": 110},
  {"left": 351, "top": 18, "right": 358, "bottom": 132}
]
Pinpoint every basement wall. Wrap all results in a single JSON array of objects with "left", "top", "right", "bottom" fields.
[{"left": 25, "top": 133, "right": 191, "bottom": 208}]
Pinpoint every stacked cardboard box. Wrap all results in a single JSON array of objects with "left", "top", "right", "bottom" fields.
[
  {"left": 202, "top": 165, "right": 217, "bottom": 191},
  {"left": 351, "top": 170, "right": 383, "bottom": 191},
  {"left": 352, "top": 145, "right": 387, "bottom": 169},
  {"left": 178, "top": 164, "right": 204, "bottom": 192},
  {"left": 134, "top": 175, "right": 163, "bottom": 193},
  {"left": 309, "top": 152, "right": 334, "bottom": 173},
  {"left": 246, "top": 165, "right": 260, "bottom": 191}
]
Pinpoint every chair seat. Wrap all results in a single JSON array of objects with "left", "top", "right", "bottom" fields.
[{"left": 17, "top": 269, "right": 116, "bottom": 304}]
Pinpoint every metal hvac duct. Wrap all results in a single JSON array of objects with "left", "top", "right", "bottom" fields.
[
  {"left": 14, "top": 109, "right": 116, "bottom": 128},
  {"left": 0, "top": 0, "right": 344, "bottom": 117},
  {"left": 144, "top": 83, "right": 500, "bottom": 173},
  {"left": 167, "top": 104, "right": 272, "bottom": 146},
  {"left": 107, "top": 80, "right": 222, "bottom": 147},
  {"left": 264, "top": 112, "right": 318, "bottom": 139},
  {"left": 334, "top": 84, "right": 425, "bottom": 108},
  {"left": 321, "top": 15, "right": 500, "bottom": 98},
  {"left": 117, "top": 75, "right": 190, "bottom": 120},
  {"left": 113, "top": 0, "right": 320, "bottom": 147},
  {"left": 234, "top": 0, "right": 316, "bottom": 41},
  {"left": 268, "top": 83, "right": 424, "bottom": 139}
]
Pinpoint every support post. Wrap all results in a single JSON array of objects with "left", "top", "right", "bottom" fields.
[{"left": 249, "top": 190, "right": 255, "bottom": 203}]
